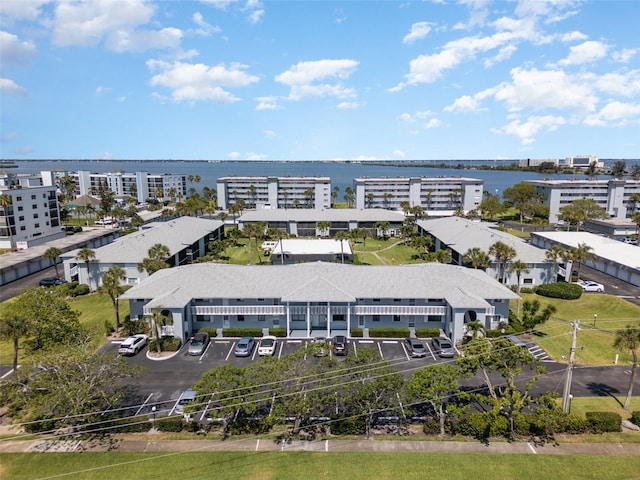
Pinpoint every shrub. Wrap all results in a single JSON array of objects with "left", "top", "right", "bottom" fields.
[
  {"left": 630, "top": 411, "right": 640, "bottom": 427},
  {"left": 456, "top": 412, "right": 508, "bottom": 439},
  {"left": 269, "top": 328, "right": 287, "bottom": 337},
  {"left": 586, "top": 411, "right": 622, "bottom": 433},
  {"left": 148, "top": 337, "right": 181, "bottom": 352},
  {"left": 415, "top": 328, "right": 441, "bottom": 338},
  {"left": 197, "top": 327, "right": 218, "bottom": 337},
  {"left": 368, "top": 328, "right": 410, "bottom": 338},
  {"left": 104, "top": 415, "right": 151, "bottom": 433},
  {"left": 422, "top": 417, "right": 440, "bottom": 435},
  {"left": 156, "top": 417, "right": 184, "bottom": 432},
  {"left": 535, "top": 282, "right": 582, "bottom": 300},
  {"left": 558, "top": 413, "right": 589, "bottom": 434},
  {"left": 104, "top": 319, "right": 114, "bottom": 336},
  {"left": 520, "top": 287, "right": 534, "bottom": 294},
  {"left": 228, "top": 417, "right": 273, "bottom": 435},
  {"left": 331, "top": 416, "right": 366, "bottom": 435},
  {"left": 350, "top": 328, "right": 363, "bottom": 338},
  {"left": 222, "top": 328, "right": 263, "bottom": 338}
]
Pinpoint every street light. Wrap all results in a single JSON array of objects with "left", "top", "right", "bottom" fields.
[
  {"left": 593, "top": 314, "right": 597, "bottom": 326},
  {"left": 151, "top": 405, "right": 157, "bottom": 430}
]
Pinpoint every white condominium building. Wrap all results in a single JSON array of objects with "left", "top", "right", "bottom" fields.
[
  {"left": 0, "top": 171, "right": 63, "bottom": 249},
  {"left": 353, "top": 176, "right": 483, "bottom": 213},
  {"left": 526, "top": 178, "right": 640, "bottom": 224},
  {"left": 217, "top": 176, "right": 331, "bottom": 210},
  {"left": 58, "top": 170, "right": 187, "bottom": 204}
]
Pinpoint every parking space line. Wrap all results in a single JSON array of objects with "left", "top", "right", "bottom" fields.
[
  {"left": 225, "top": 343, "right": 235, "bottom": 361},
  {"left": 200, "top": 399, "right": 212, "bottom": 422},
  {"left": 400, "top": 342, "right": 411, "bottom": 361},
  {"left": 382, "top": 340, "right": 397, "bottom": 344},
  {"left": 135, "top": 393, "right": 153, "bottom": 416},
  {"left": 359, "top": 340, "right": 374, "bottom": 343},
  {"left": 527, "top": 442, "right": 537, "bottom": 454},
  {"left": 425, "top": 342, "right": 437, "bottom": 361},
  {"left": 199, "top": 342, "right": 213, "bottom": 362},
  {"left": 256, "top": 439, "right": 260, "bottom": 451},
  {"left": 377, "top": 342, "right": 384, "bottom": 358}
]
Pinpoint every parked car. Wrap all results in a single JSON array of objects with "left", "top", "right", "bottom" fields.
[
  {"left": 72, "top": 226, "right": 83, "bottom": 233},
  {"left": 39, "top": 277, "right": 66, "bottom": 287},
  {"left": 333, "top": 335, "right": 348, "bottom": 356},
  {"left": 404, "top": 337, "right": 427, "bottom": 358},
  {"left": 258, "top": 335, "right": 277, "bottom": 356},
  {"left": 431, "top": 336, "right": 456, "bottom": 358},
  {"left": 234, "top": 337, "right": 255, "bottom": 357},
  {"left": 94, "top": 217, "right": 114, "bottom": 225},
  {"left": 188, "top": 332, "right": 210, "bottom": 356},
  {"left": 62, "top": 226, "right": 75, "bottom": 234},
  {"left": 576, "top": 280, "right": 605, "bottom": 293},
  {"left": 175, "top": 389, "right": 197, "bottom": 415},
  {"left": 118, "top": 334, "right": 149, "bottom": 356},
  {"left": 311, "top": 336, "right": 329, "bottom": 357}
]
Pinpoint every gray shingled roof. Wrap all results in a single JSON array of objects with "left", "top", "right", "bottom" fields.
[
  {"left": 121, "top": 262, "right": 519, "bottom": 309},
  {"left": 81, "top": 217, "right": 223, "bottom": 263},
  {"left": 239, "top": 208, "right": 406, "bottom": 223},
  {"left": 417, "top": 217, "right": 548, "bottom": 263}
]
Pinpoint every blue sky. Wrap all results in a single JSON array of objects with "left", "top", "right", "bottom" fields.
[{"left": 1, "top": 0, "right": 639, "bottom": 161}]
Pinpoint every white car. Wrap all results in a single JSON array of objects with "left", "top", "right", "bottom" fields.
[
  {"left": 578, "top": 280, "right": 605, "bottom": 293},
  {"left": 118, "top": 334, "right": 149, "bottom": 355},
  {"left": 258, "top": 335, "right": 277, "bottom": 356}
]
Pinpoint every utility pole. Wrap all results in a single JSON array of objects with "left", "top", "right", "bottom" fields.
[{"left": 562, "top": 320, "right": 580, "bottom": 413}]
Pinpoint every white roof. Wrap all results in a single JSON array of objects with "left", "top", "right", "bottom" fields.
[
  {"left": 532, "top": 231, "right": 640, "bottom": 270},
  {"left": 121, "top": 262, "right": 519, "bottom": 309},
  {"left": 275, "top": 239, "right": 352, "bottom": 255},
  {"left": 69, "top": 216, "right": 223, "bottom": 263},
  {"left": 418, "top": 217, "right": 548, "bottom": 263},
  {"left": 239, "top": 208, "right": 405, "bottom": 223}
]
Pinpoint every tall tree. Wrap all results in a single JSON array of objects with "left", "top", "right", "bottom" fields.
[
  {"left": 409, "top": 364, "right": 461, "bottom": 437},
  {"left": 570, "top": 242, "right": 596, "bottom": 280},
  {"left": 508, "top": 259, "right": 530, "bottom": 294},
  {"left": 316, "top": 221, "right": 331, "bottom": 238},
  {"left": 610, "top": 160, "right": 626, "bottom": 178},
  {"left": 462, "top": 247, "right": 491, "bottom": 270},
  {"left": 0, "top": 306, "right": 31, "bottom": 371},
  {"left": 545, "top": 245, "right": 566, "bottom": 281},
  {"left": 43, "top": 246, "right": 63, "bottom": 278},
  {"left": 99, "top": 265, "right": 126, "bottom": 331},
  {"left": 613, "top": 326, "right": 640, "bottom": 410},
  {"left": 374, "top": 221, "right": 390, "bottom": 239},
  {"left": 138, "top": 243, "right": 170, "bottom": 275},
  {"left": 75, "top": 247, "right": 96, "bottom": 289},
  {"left": 147, "top": 308, "right": 171, "bottom": 354},
  {"left": 502, "top": 182, "right": 537, "bottom": 223},
  {"left": 489, "top": 241, "right": 516, "bottom": 284},
  {"left": 343, "top": 187, "right": 355, "bottom": 208}
]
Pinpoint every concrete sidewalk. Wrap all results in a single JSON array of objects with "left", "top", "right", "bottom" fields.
[{"left": 2, "top": 437, "right": 640, "bottom": 455}]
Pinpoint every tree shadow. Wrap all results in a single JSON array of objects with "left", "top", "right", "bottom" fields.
[{"left": 586, "top": 382, "right": 623, "bottom": 407}]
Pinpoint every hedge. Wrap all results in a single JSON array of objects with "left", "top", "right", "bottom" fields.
[
  {"left": 350, "top": 328, "right": 363, "bottom": 338},
  {"left": 197, "top": 327, "right": 218, "bottom": 337},
  {"left": 148, "top": 337, "right": 181, "bottom": 352},
  {"left": 535, "top": 282, "right": 583, "bottom": 300},
  {"left": 155, "top": 417, "right": 184, "bottom": 432},
  {"left": 269, "top": 328, "right": 287, "bottom": 337},
  {"left": 103, "top": 415, "right": 151, "bottom": 433},
  {"left": 330, "top": 416, "right": 366, "bottom": 435},
  {"left": 222, "top": 328, "right": 263, "bottom": 338},
  {"left": 630, "top": 411, "right": 640, "bottom": 427},
  {"left": 455, "top": 412, "right": 508, "bottom": 439},
  {"left": 414, "top": 328, "right": 441, "bottom": 338},
  {"left": 586, "top": 411, "right": 622, "bottom": 433},
  {"left": 228, "top": 417, "right": 273, "bottom": 435},
  {"left": 368, "top": 328, "right": 410, "bottom": 338}
]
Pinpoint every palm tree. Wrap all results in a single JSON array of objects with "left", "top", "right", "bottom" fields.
[
  {"left": 462, "top": 247, "right": 491, "bottom": 270},
  {"left": 0, "top": 307, "right": 30, "bottom": 372},
  {"left": 75, "top": 247, "right": 96, "bottom": 289},
  {"left": 331, "top": 186, "right": 339, "bottom": 207},
  {"left": 374, "top": 221, "right": 390, "bottom": 239},
  {"left": 489, "top": 241, "right": 516, "bottom": 284},
  {"left": 366, "top": 192, "right": 375, "bottom": 208},
  {"left": 148, "top": 308, "right": 171, "bottom": 354},
  {"left": 570, "top": 242, "right": 596, "bottom": 280},
  {"left": 100, "top": 266, "right": 126, "bottom": 331},
  {"left": 613, "top": 326, "right": 640, "bottom": 410},
  {"left": 316, "top": 221, "right": 331, "bottom": 238},
  {"left": 343, "top": 187, "right": 355, "bottom": 208},
  {"left": 334, "top": 231, "right": 350, "bottom": 264},
  {"left": 43, "top": 247, "right": 63, "bottom": 278},
  {"left": 545, "top": 245, "right": 565, "bottom": 281},
  {"left": 465, "top": 320, "right": 486, "bottom": 340},
  {"left": 303, "top": 187, "right": 315, "bottom": 208},
  {"left": 149, "top": 243, "right": 170, "bottom": 261},
  {"left": 632, "top": 211, "right": 640, "bottom": 237},
  {"left": 0, "top": 193, "right": 15, "bottom": 249},
  {"left": 508, "top": 259, "right": 530, "bottom": 294},
  {"left": 383, "top": 192, "right": 394, "bottom": 209}
]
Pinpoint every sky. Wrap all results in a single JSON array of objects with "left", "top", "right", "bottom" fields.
[{"left": 0, "top": 0, "right": 639, "bottom": 161}]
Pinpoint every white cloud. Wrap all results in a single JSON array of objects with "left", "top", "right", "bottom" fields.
[
  {"left": 492, "top": 115, "right": 565, "bottom": 144},
  {"left": 256, "top": 96, "right": 280, "bottom": 110},
  {"left": 95, "top": 85, "right": 110, "bottom": 95},
  {"left": 264, "top": 129, "right": 275, "bottom": 138},
  {"left": 192, "top": 12, "right": 221, "bottom": 36},
  {"left": 584, "top": 101, "right": 640, "bottom": 127},
  {"left": 444, "top": 95, "right": 483, "bottom": 113},
  {"left": 558, "top": 40, "right": 608, "bottom": 66},
  {"left": 589, "top": 70, "right": 640, "bottom": 97},
  {"left": 0, "top": 77, "right": 27, "bottom": 96},
  {"left": 560, "top": 30, "right": 588, "bottom": 42},
  {"left": 228, "top": 151, "right": 240, "bottom": 159},
  {"left": 337, "top": 101, "right": 360, "bottom": 109},
  {"left": 399, "top": 113, "right": 414, "bottom": 123},
  {"left": 0, "top": 0, "right": 49, "bottom": 25},
  {"left": 484, "top": 44, "right": 517, "bottom": 67},
  {"left": 1, "top": 131, "right": 18, "bottom": 142},
  {"left": 613, "top": 48, "right": 638, "bottom": 63},
  {"left": 95, "top": 151, "right": 114, "bottom": 160},
  {"left": 424, "top": 118, "right": 441, "bottom": 129},
  {"left": 393, "top": 149, "right": 406, "bottom": 158},
  {"left": 52, "top": 0, "right": 180, "bottom": 52},
  {"left": 0, "top": 31, "right": 36, "bottom": 65},
  {"left": 201, "top": 0, "right": 264, "bottom": 24},
  {"left": 275, "top": 59, "right": 358, "bottom": 101},
  {"left": 403, "top": 22, "right": 432, "bottom": 44},
  {"left": 246, "top": 152, "right": 268, "bottom": 160},
  {"left": 147, "top": 60, "right": 259, "bottom": 104},
  {"left": 492, "top": 67, "right": 597, "bottom": 114}
]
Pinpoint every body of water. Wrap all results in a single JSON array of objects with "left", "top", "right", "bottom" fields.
[{"left": 8, "top": 159, "right": 623, "bottom": 198}]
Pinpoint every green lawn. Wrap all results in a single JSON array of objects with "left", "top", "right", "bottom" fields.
[
  {"left": 2, "top": 451, "right": 639, "bottom": 480},
  {"left": 517, "top": 293, "right": 640, "bottom": 366},
  {"left": 566, "top": 396, "right": 640, "bottom": 420}
]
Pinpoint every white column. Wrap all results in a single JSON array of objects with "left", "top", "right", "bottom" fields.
[
  {"left": 306, "top": 302, "right": 311, "bottom": 337},
  {"left": 326, "top": 302, "right": 331, "bottom": 338},
  {"left": 347, "top": 304, "right": 351, "bottom": 338},
  {"left": 286, "top": 302, "right": 290, "bottom": 337}
]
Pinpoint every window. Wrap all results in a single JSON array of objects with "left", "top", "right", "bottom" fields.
[
  {"left": 238, "top": 315, "right": 245, "bottom": 322},
  {"left": 333, "top": 314, "right": 345, "bottom": 322},
  {"left": 523, "top": 278, "right": 533, "bottom": 284},
  {"left": 33, "top": 214, "right": 38, "bottom": 219},
  {"left": 393, "top": 315, "right": 401, "bottom": 322},
  {"left": 17, "top": 206, "right": 23, "bottom": 211},
  {"left": 18, "top": 216, "right": 24, "bottom": 221},
  {"left": 393, "top": 298, "right": 401, "bottom": 303},
  {"left": 373, "top": 315, "right": 380, "bottom": 322},
  {"left": 258, "top": 315, "right": 265, "bottom": 322},
  {"left": 373, "top": 298, "right": 380, "bottom": 302},
  {"left": 16, "top": 196, "right": 22, "bottom": 201},
  {"left": 31, "top": 194, "right": 36, "bottom": 200}
]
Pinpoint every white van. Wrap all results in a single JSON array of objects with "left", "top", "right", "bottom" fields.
[{"left": 95, "top": 217, "right": 114, "bottom": 226}]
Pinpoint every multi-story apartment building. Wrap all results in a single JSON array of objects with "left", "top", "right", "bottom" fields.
[
  {"left": 353, "top": 176, "right": 483, "bottom": 213},
  {"left": 526, "top": 178, "right": 640, "bottom": 224},
  {"left": 58, "top": 170, "right": 187, "bottom": 204},
  {"left": 0, "top": 171, "right": 63, "bottom": 249},
  {"left": 217, "top": 176, "right": 331, "bottom": 210}
]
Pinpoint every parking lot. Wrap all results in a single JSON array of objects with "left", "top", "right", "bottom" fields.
[{"left": 109, "top": 336, "right": 452, "bottom": 420}]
